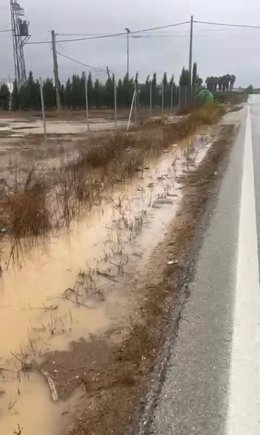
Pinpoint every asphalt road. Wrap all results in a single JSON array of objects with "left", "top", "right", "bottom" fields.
[{"left": 136, "top": 98, "right": 260, "bottom": 435}]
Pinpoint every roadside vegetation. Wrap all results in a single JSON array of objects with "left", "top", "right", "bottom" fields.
[
  {"left": 0, "top": 103, "right": 222, "bottom": 248},
  {"left": 0, "top": 91, "right": 237, "bottom": 435},
  {"left": 54, "top": 122, "right": 237, "bottom": 435},
  {"left": 214, "top": 91, "right": 248, "bottom": 105}
]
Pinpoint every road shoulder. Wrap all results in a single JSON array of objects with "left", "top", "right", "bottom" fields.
[{"left": 133, "top": 109, "right": 246, "bottom": 435}]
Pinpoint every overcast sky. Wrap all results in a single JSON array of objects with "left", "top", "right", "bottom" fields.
[{"left": 1, "top": 0, "right": 260, "bottom": 86}]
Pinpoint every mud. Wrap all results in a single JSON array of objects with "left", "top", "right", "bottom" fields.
[
  {"left": 41, "top": 124, "right": 237, "bottom": 435},
  {"left": 67, "top": 124, "right": 236, "bottom": 435},
  {"left": 0, "top": 118, "right": 128, "bottom": 137},
  {"left": 0, "top": 118, "right": 236, "bottom": 435}
]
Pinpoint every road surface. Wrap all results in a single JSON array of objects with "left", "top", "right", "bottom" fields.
[{"left": 136, "top": 96, "right": 260, "bottom": 435}]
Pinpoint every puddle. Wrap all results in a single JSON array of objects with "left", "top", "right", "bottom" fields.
[
  {"left": 0, "top": 372, "right": 60, "bottom": 435},
  {"left": 0, "top": 119, "right": 128, "bottom": 137},
  {"left": 0, "top": 133, "right": 213, "bottom": 435}
]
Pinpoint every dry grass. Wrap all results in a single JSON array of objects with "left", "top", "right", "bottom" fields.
[
  {"left": 68, "top": 103, "right": 221, "bottom": 174},
  {"left": 177, "top": 101, "right": 224, "bottom": 119},
  {"left": 0, "top": 171, "right": 50, "bottom": 239},
  {"left": 191, "top": 102, "right": 223, "bottom": 125},
  {"left": 0, "top": 103, "right": 223, "bottom": 244},
  {"left": 214, "top": 91, "right": 248, "bottom": 105},
  {"left": 59, "top": 123, "right": 237, "bottom": 435}
]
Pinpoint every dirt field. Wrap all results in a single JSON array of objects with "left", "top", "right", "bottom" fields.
[{"left": 0, "top": 106, "right": 237, "bottom": 435}]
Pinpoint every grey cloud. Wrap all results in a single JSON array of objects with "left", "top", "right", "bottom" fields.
[{"left": 1, "top": 0, "right": 260, "bottom": 86}]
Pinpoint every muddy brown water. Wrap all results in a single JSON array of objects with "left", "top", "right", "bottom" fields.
[{"left": 0, "top": 133, "right": 212, "bottom": 435}]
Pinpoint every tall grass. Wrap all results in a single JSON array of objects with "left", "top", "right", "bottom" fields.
[
  {"left": 1, "top": 103, "right": 223, "bottom": 243},
  {"left": 214, "top": 91, "right": 248, "bottom": 105},
  {"left": 1, "top": 171, "right": 50, "bottom": 239}
]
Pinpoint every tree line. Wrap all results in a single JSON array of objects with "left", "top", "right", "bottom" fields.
[
  {"left": 245, "top": 85, "right": 260, "bottom": 94},
  {"left": 205, "top": 75, "right": 236, "bottom": 93},
  {"left": 0, "top": 62, "right": 204, "bottom": 111}
]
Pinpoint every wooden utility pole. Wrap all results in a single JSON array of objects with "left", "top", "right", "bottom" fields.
[
  {"left": 51, "top": 30, "right": 61, "bottom": 111},
  {"left": 189, "top": 15, "right": 194, "bottom": 99}
]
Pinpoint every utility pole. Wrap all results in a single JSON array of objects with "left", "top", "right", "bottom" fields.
[
  {"left": 51, "top": 30, "right": 61, "bottom": 111},
  {"left": 84, "top": 72, "right": 90, "bottom": 132},
  {"left": 39, "top": 78, "right": 47, "bottom": 142},
  {"left": 114, "top": 77, "right": 117, "bottom": 131},
  {"left": 150, "top": 81, "right": 153, "bottom": 116},
  {"left": 125, "top": 28, "right": 130, "bottom": 76},
  {"left": 134, "top": 81, "right": 137, "bottom": 123},
  {"left": 170, "top": 80, "right": 174, "bottom": 114},
  {"left": 189, "top": 15, "right": 194, "bottom": 99},
  {"left": 161, "top": 82, "right": 164, "bottom": 115}
]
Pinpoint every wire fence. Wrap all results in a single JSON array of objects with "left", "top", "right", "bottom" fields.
[{"left": 32, "top": 78, "right": 198, "bottom": 142}]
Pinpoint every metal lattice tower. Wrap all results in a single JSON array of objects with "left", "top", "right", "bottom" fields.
[{"left": 10, "top": 0, "right": 30, "bottom": 84}]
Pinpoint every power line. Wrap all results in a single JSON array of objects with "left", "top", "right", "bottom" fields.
[
  {"left": 57, "top": 33, "right": 98, "bottom": 36},
  {"left": 27, "top": 31, "right": 125, "bottom": 45},
  {"left": 0, "top": 29, "right": 12, "bottom": 33},
  {"left": 56, "top": 50, "right": 107, "bottom": 73},
  {"left": 194, "top": 20, "right": 260, "bottom": 30},
  {"left": 57, "top": 21, "right": 190, "bottom": 41},
  {"left": 56, "top": 31, "right": 126, "bottom": 43},
  {"left": 56, "top": 32, "right": 122, "bottom": 37},
  {"left": 24, "top": 19, "right": 260, "bottom": 47},
  {"left": 132, "top": 29, "right": 226, "bottom": 35},
  {"left": 26, "top": 21, "right": 190, "bottom": 45},
  {"left": 56, "top": 27, "right": 255, "bottom": 38},
  {"left": 59, "top": 28, "right": 228, "bottom": 37},
  {"left": 56, "top": 21, "right": 190, "bottom": 38},
  {"left": 131, "top": 34, "right": 188, "bottom": 39},
  {"left": 56, "top": 42, "right": 67, "bottom": 53},
  {"left": 130, "top": 29, "right": 232, "bottom": 39},
  {"left": 131, "top": 20, "right": 190, "bottom": 33}
]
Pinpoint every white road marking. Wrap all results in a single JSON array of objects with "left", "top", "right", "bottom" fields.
[{"left": 226, "top": 104, "right": 260, "bottom": 434}]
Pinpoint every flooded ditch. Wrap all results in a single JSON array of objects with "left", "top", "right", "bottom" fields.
[{"left": 0, "top": 128, "right": 216, "bottom": 435}]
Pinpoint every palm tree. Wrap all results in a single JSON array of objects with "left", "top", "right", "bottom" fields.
[
  {"left": 227, "top": 74, "right": 231, "bottom": 92},
  {"left": 206, "top": 74, "right": 236, "bottom": 93},
  {"left": 222, "top": 75, "right": 228, "bottom": 92},
  {"left": 212, "top": 77, "right": 218, "bottom": 92},
  {"left": 217, "top": 77, "right": 222, "bottom": 92},
  {"left": 230, "top": 75, "right": 236, "bottom": 91}
]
